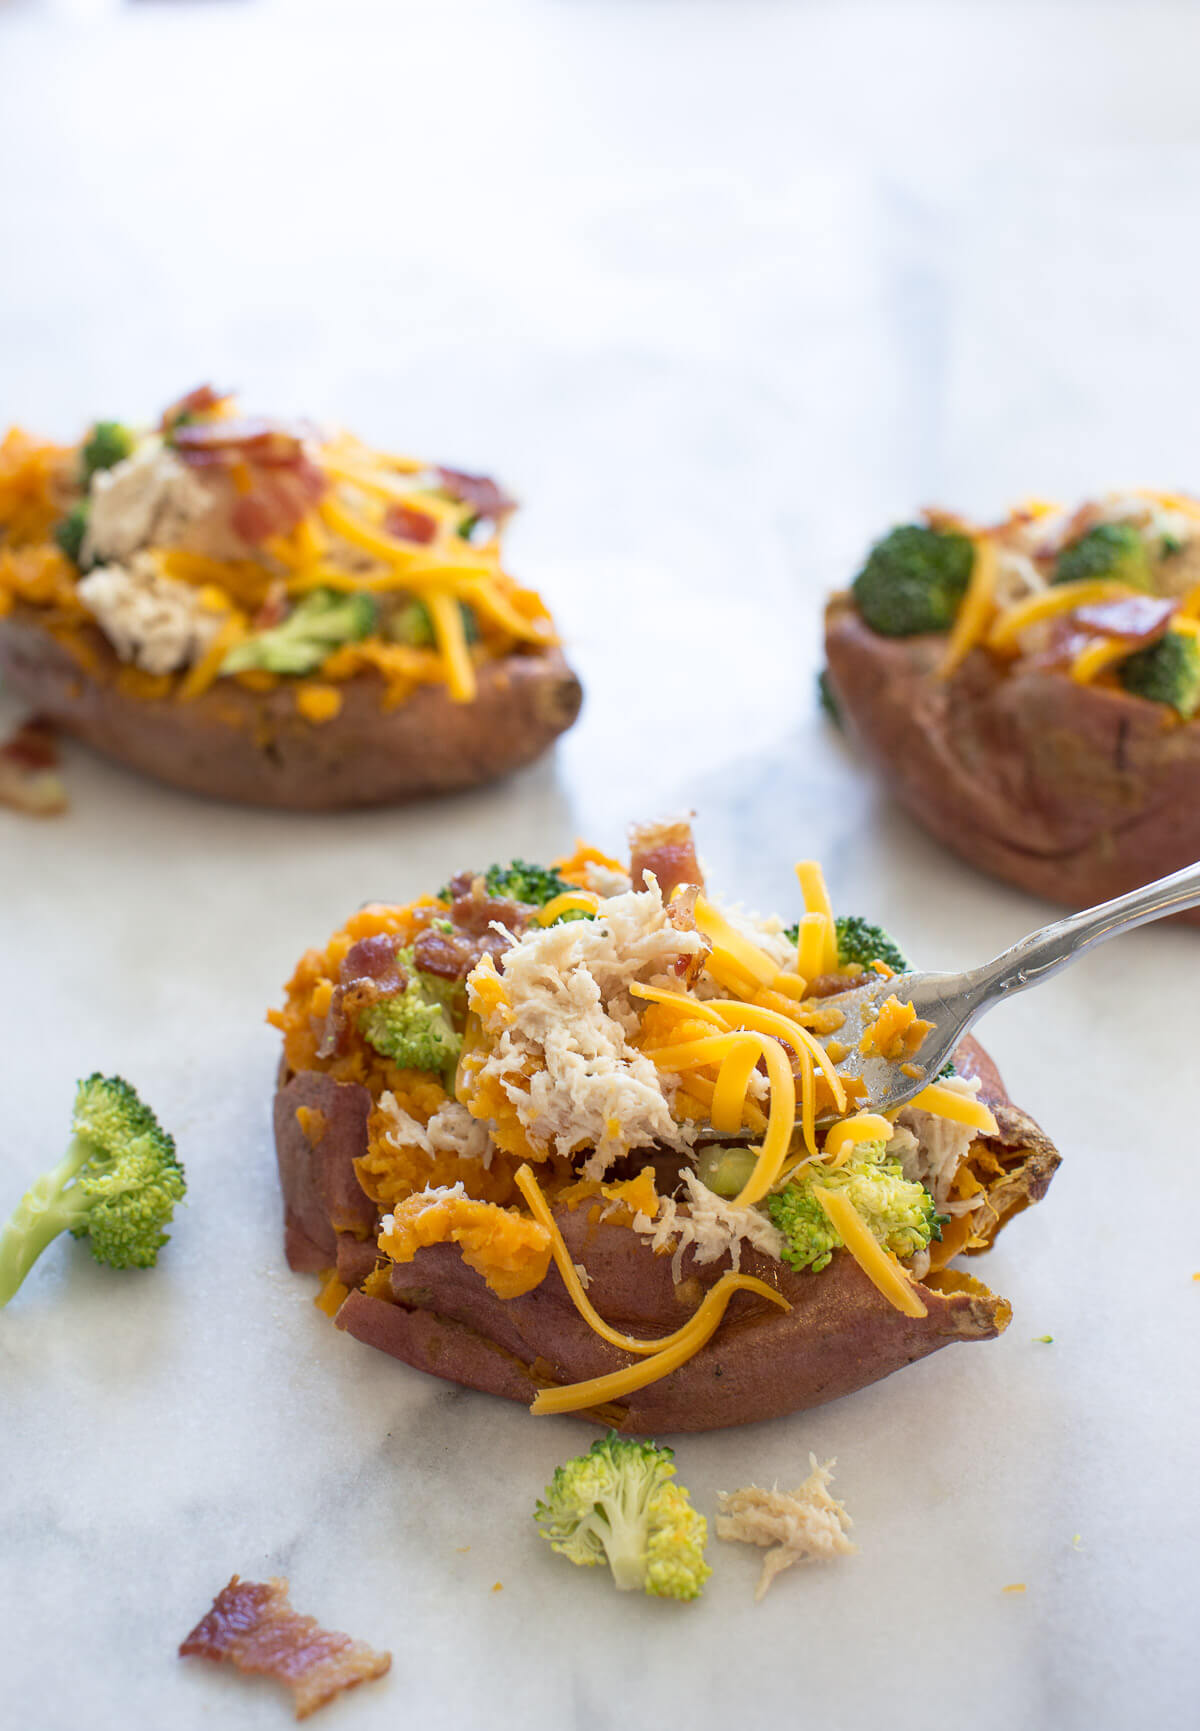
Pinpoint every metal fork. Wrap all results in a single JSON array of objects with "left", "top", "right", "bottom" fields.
[{"left": 822, "top": 860, "right": 1200, "bottom": 1118}]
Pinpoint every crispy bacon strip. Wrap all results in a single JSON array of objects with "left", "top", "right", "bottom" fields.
[
  {"left": 318, "top": 936, "right": 407, "bottom": 1059},
  {"left": 412, "top": 890, "right": 527, "bottom": 980},
  {"left": 160, "top": 383, "right": 227, "bottom": 431},
  {"left": 0, "top": 717, "right": 67, "bottom": 816},
  {"left": 629, "top": 816, "right": 704, "bottom": 898},
  {"left": 179, "top": 1576, "right": 390, "bottom": 1721},
  {"left": 435, "top": 466, "right": 517, "bottom": 523},
  {"left": 1072, "top": 594, "right": 1176, "bottom": 642},
  {"left": 384, "top": 500, "right": 438, "bottom": 544}
]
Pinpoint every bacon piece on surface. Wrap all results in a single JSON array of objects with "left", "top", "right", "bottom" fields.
[
  {"left": 434, "top": 466, "right": 517, "bottom": 523},
  {"left": 629, "top": 816, "right": 704, "bottom": 898},
  {"left": 0, "top": 717, "right": 67, "bottom": 816},
  {"left": 179, "top": 1575, "right": 391, "bottom": 1720}
]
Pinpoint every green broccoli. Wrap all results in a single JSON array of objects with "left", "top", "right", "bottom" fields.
[
  {"left": 780, "top": 914, "right": 908, "bottom": 975},
  {"left": 388, "top": 597, "right": 479, "bottom": 648},
  {"left": 1053, "top": 521, "right": 1152, "bottom": 590},
  {"left": 832, "top": 915, "right": 909, "bottom": 974},
  {"left": 766, "top": 1141, "right": 941, "bottom": 1274},
  {"left": 534, "top": 1432, "right": 711, "bottom": 1601},
  {"left": 852, "top": 524, "right": 975, "bottom": 637},
  {"left": 356, "top": 947, "right": 463, "bottom": 1076},
  {"left": 0, "top": 1075, "right": 185, "bottom": 1307},
  {"left": 54, "top": 502, "right": 90, "bottom": 568},
  {"left": 1118, "top": 629, "right": 1200, "bottom": 718},
  {"left": 81, "top": 421, "right": 136, "bottom": 482},
  {"left": 221, "top": 588, "right": 378, "bottom": 676}
]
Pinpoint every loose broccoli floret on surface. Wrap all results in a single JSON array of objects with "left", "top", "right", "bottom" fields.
[
  {"left": 833, "top": 915, "right": 909, "bottom": 974},
  {"left": 766, "top": 1141, "right": 940, "bottom": 1274},
  {"left": 851, "top": 524, "right": 975, "bottom": 637},
  {"left": 534, "top": 1432, "right": 711, "bottom": 1601},
  {"left": 81, "top": 421, "right": 136, "bottom": 482},
  {"left": 1053, "top": 521, "right": 1152, "bottom": 590},
  {"left": 221, "top": 588, "right": 378, "bottom": 676},
  {"left": 0, "top": 1075, "right": 185, "bottom": 1306},
  {"left": 357, "top": 954, "right": 463, "bottom": 1077},
  {"left": 817, "top": 667, "right": 842, "bottom": 726},
  {"left": 54, "top": 502, "right": 90, "bottom": 567},
  {"left": 1118, "top": 629, "right": 1200, "bottom": 717},
  {"left": 388, "top": 597, "right": 479, "bottom": 648}
]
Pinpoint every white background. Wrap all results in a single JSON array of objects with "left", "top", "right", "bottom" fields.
[{"left": 1, "top": 3, "right": 1197, "bottom": 1727}]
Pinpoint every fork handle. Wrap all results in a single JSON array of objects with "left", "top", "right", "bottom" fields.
[{"left": 974, "top": 859, "right": 1200, "bottom": 1002}]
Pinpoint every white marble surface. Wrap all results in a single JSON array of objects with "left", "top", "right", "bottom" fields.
[{"left": 2, "top": 2, "right": 1199, "bottom": 1726}]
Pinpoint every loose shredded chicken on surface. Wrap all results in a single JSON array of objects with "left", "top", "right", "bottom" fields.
[{"left": 716, "top": 1456, "right": 857, "bottom": 1600}]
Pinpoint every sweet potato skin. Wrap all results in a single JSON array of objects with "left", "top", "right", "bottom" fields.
[
  {"left": 824, "top": 594, "right": 1200, "bottom": 920},
  {"left": 274, "top": 1036, "right": 1059, "bottom": 1434},
  {"left": 0, "top": 609, "right": 582, "bottom": 807}
]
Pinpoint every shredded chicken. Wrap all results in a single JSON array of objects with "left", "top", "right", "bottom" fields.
[
  {"left": 375, "top": 1093, "right": 492, "bottom": 1164},
  {"left": 469, "top": 880, "right": 706, "bottom": 1176},
  {"left": 83, "top": 437, "right": 215, "bottom": 564},
  {"left": 895, "top": 1074, "right": 982, "bottom": 1212},
  {"left": 635, "top": 1167, "right": 784, "bottom": 1280},
  {"left": 716, "top": 1456, "right": 857, "bottom": 1600},
  {"left": 78, "top": 554, "right": 226, "bottom": 674}
]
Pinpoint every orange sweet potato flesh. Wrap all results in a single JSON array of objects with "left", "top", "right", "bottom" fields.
[
  {"left": 824, "top": 594, "right": 1200, "bottom": 921},
  {"left": 275, "top": 1035, "right": 1059, "bottom": 1435},
  {"left": 0, "top": 609, "right": 582, "bottom": 807}
]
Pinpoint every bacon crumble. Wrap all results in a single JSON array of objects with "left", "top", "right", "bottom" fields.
[{"left": 179, "top": 1575, "right": 391, "bottom": 1720}]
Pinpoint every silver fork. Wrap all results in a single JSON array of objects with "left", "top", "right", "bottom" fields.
[{"left": 822, "top": 861, "right": 1200, "bottom": 1118}]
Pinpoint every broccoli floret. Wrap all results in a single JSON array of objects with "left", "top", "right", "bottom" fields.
[
  {"left": 81, "top": 421, "right": 135, "bottom": 482},
  {"left": 766, "top": 1141, "right": 941, "bottom": 1274},
  {"left": 221, "top": 588, "right": 378, "bottom": 677},
  {"left": 534, "top": 1432, "right": 710, "bottom": 1601},
  {"left": 388, "top": 597, "right": 479, "bottom": 648},
  {"left": 781, "top": 914, "right": 909, "bottom": 975},
  {"left": 1118, "top": 629, "right": 1200, "bottom": 718},
  {"left": 832, "top": 915, "right": 909, "bottom": 974},
  {"left": 0, "top": 1075, "right": 185, "bottom": 1306},
  {"left": 1053, "top": 522, "right": 1152, "bottom": 590},
  {"left": 356, "top": 947, "right": 463, "bottom": 1076},
  {"left": 852, "top": 524, "right": 975, "bottom": 637},
  {"left": 817, "top": 667, "right": 842, "bottom": 727},
  {"left": 54, "top": 502, "right": 90, "bottom": 567}
]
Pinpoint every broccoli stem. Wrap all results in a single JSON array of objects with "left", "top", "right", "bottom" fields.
[{"left": 0, "top": 1140, "right": 92, "bottom": 1305}]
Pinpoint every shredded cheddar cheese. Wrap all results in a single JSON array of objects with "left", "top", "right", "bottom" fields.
[
  {"left": 907, "top": 1083, "right": 998, "bottom": 1135},
  {"left": 811, "top": 1186, "right": 928, "bottom": 1318}
]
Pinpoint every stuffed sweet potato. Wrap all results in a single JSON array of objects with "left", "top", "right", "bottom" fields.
[
  {"left": 270, "top": 820, "right": 1059, "bottom": 1433},
  {"left": 0, "top": 391, "right": 581, "bottom": 806},
  {"left": 824, "top": 493, "right": 1200, "bottom": 916}
]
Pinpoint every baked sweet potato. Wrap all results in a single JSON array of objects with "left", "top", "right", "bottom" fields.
[
  {"left": 0, "top": 396, "right": 581, "bottom": 805},
  {"left": 270, "top": 829, "right": 1060, "bottom": 1435},
  {"left": 825, "top": 494, "right": 1200, "bottom": 917},
  {"left": 0, "top": 608, "right": 581, "bottom": 807},
  {"left": 825, "top": 596, "right": 1200, "bottom": 919}
]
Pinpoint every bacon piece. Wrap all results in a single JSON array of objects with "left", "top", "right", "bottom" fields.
[
  {"left": 1072, "top": 594, "right": 1176, "bottom": 643},
  {"left": 318, "top": 936, "right": 407, "bottom": 1058},
  {"left": 805, "top": 971, "right": 864, "bottom": 998},
  {"left": 179, "top": 1575, "right": 390, "bottom": 1720},
  {"left": 0, "top": 717, "right": 67, "bottom": 816},
  {"left": 629, "top": 817, "right": 704, "bottom": 898},
  {"left": 160, "top": 383, "right": 227, "bottom": 431},
  {"left": 435, "top": 466, "right": 517, "bottom": 523},
  {"left": 384, "top": 501, "right": 438, "bottom": 545},
  {"left": 230, "top": 456, "right": 328, "bottom": 545},
  {"left": 252, "top": 579, "right": 290, "bottom": 630}
]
